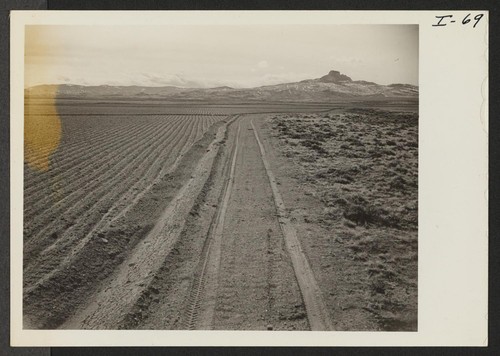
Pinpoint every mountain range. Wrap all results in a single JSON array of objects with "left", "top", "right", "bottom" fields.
[{"left": 25, "top": 70, "right": 418, "bottom": 102}]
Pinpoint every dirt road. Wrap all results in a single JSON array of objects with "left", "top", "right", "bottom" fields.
[{"left": 208, "top": 116, "right": 321, "bottom": 330}]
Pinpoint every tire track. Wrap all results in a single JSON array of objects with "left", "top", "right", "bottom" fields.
[
  {"left": 182, "top": 119, "right": 241, "bottom": 330},
  {"left": 250, "top": 119, "right": 333, "bottom": 331}
]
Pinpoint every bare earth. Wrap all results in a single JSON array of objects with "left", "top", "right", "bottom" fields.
[{"left": 23, "top": 100, "right": 417, "bottom": 331}]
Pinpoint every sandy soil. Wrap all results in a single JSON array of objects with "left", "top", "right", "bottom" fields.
[
  {"left": 210, "top": 116, "right": 309, "bottom": 330},
  {"left": 23, "top": 102, "right": 417, "bottom": 331}
]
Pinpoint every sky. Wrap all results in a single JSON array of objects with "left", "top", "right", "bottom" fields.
[{"left": 25, "top": 25, "right": 418, "bottom": 88}]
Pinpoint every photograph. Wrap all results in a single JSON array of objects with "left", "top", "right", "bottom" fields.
[
  {"left": 10, "top": 10, "right": 488, "bottom": 347},
  {"left": 22, "top": 23, "right": 418, "bottom": 331}
]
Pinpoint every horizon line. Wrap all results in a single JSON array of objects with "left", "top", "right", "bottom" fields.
[{"left": 24, "top": 80, "right": 419, "bottom": 91}]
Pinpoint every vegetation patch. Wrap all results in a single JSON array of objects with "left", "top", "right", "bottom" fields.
[{"left": 270, "top": 109, "right": 418, "bottom": 330}]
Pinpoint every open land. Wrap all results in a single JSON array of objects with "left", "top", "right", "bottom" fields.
[{"left": 23, "top": 94, "right": 418, "bottom": 331}]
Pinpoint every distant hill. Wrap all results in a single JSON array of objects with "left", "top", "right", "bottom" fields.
[{"left": 25, "top": 70, "right": 418, "bottom": 102}]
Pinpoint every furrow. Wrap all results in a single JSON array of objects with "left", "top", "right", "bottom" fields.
[
  {"left": 24, "top": 115, "right": 151, "bottom": 190},
  {"left": 24, "top": 116, "right": 200, "bottom": 291},
  {"left": 83, "top": 114, "right": 202, "bottom": 237},
  {"left": 23, "top": 115, "right": 141, "bottom": 172},
  {"left": 23, "top": 117, "right": 169, "bottom": 221},
  {"left": 24, "top": 116, "right": 185, "bottom": 240},
  {"left": 24, "top": 116, "right": 176, "bottom": 213},
  {"left": 23, "top": 117, "right": 190, "bottom": 268}
]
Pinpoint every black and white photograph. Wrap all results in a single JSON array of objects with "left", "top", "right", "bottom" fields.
[
  {"left": 21, "top": 23, "right": 418, "bottom": 332},
  {"left": 10, "top": 10, "right": 487, "bottom": 347}
]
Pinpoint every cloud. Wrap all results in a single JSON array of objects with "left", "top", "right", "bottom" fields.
[
  {"left": 251, "top": 60, "right": 270, "bottom": 73},
  {"left": 30, "top": 69, "right": 313, "bottom": 89},
  {"left": 57, "top": 75, "right": 71, "bottom": 83},
  {"left": 134, "top": 71, "right": 310, "bottom": 89},
  {"left": 257, "top": 60, "right": 269, "bottom": 69},
  {"left": 139, "top": 73, "right": 203, "bottom": 88},
  {"left": 240, "top": 72, "right": 312, "bottom": 88},
  {"left": 329, "top": 56, "right": 365, "bottom": 65},
  {"left": 133, "top": 73, "right": 245, "bottom": 89}
]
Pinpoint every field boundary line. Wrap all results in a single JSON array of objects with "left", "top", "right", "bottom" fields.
[{"left": 250, "top": 119, "right": 334, "bottom": 331}]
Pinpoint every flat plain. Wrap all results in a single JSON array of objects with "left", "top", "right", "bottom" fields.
[{"left": 23, "top": 95, "right": 418, "bottom": 331}]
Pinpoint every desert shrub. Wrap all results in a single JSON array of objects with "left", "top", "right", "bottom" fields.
[
  {"left": 314, "top": 170, "right": 329, "bottom": 179},
  {"left": 300, "top": 154, "right": 318, "bottom": 163},
  {"left": 368, "top": 150, "right": 382, "bottom": 159},
  {"left": 335, "top": 176, "right": 353, "bottom": 184},
  {"left": 395, "top": 166, "right": 408, "bottom": 175},
  {"left": 381, "top": 149, "right": 396, "bottom": 156},
  {"left": 319, "top": 188, "right": 345, "bottom": 207},
  {"left": 315, "top": 165, "right": 361, "bottom": 180},
  {"left": 311, "top": 132, "right": 327, "bottom": 142},
  {"left": 349, "top": 194, "right": 368, "bottom": 205},
  {"left": 347, "top": 138, "right": 364, "bottom": 147},
  {"left": 300, "top": 139, "right": 328, "bottom": 155},
  {"left": 389, "top": 175, "right": 407, "bottom": 191},
  {"left": 343, "top": 204, "right": 377, "bottom": 225},
  {"left": 344, "top": 150, "right": 361, "bottom": 158},
  {"left": 334, "top": 197, "right": 349, "bottom": 207},
  {"left": 343, "top": 202, "right": 400, "bottom": 228},
  {"left": 270, "top": 110, "right": 417, "bottom": 233}
]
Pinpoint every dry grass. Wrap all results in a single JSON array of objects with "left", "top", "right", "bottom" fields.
[{"left": 270, "top": 108, "right": 418, "bottom": 330}]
